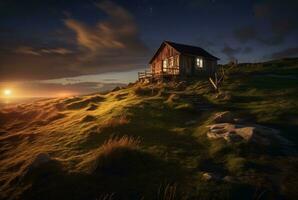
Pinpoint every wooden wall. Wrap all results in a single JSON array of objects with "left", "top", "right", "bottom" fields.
[
  {"left": 180, "top": 55, "right": 217, "bottom": 76},
  {"left": 150, "top": 43, "right": 218, "bottom": 77},
  {"left": 151, "top": 44, "right": 180, "bottom": 75},
  {"left": 179, "top": 55, "right": 194, "bottom": 76}
]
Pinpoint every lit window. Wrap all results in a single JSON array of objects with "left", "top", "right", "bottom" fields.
[
  {"left": 163, "top": 59, "right": 168, "bottom": 72},
  {"left": 169, "top": 57, "right": 174, "bottom": 67},
  {"left": 196, "top": 57, "right": 203, "bottom": 68},
  {"left": 175, "top": 56, "right": 179, "bottom": 65}
]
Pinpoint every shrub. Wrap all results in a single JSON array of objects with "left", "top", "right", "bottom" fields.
[
  {"left": 89, "top": 136, "right": 142, "bottom": 174},
  {"left": 100, "top": 136, "right": 140, "bottom": 155},
  {"left": 100, "top": 115, "right": 130, "bottom": 129}
]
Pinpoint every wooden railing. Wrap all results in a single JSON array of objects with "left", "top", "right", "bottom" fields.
[
  {"left": 138, "top": 66, "right": 180, "bottom": 81},
  {"left": 161, "top": 66, "right": 179, "bottom": 75},
  {"left": 138, "top": 70, "right": 152, "bottom": 81}
]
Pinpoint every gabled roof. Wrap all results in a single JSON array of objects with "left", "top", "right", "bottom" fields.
[{"left": 149, "top": 41, "right": 219, "bottom": 64}]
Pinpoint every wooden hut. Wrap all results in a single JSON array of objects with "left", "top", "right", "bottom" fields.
[{"left": 138, "top": 41, "right": 219, "bottom": 81}]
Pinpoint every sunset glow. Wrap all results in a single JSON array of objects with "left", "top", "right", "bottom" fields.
[{"left": 3, "top": 89, "right": 12, "bottom": 97}]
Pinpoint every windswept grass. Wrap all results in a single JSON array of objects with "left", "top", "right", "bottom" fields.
[{"left": 0, "top": 58, "right": 298, "bottom": 199}]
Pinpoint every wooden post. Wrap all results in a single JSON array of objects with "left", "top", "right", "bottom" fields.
[
  {"left": 215, "top": 72, "right": 218, "bottom": 86},
  {"left": 209, "top": 77, "right": 218, "bottom": 92}
]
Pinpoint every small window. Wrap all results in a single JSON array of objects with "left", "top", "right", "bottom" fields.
[
  {"left": 175, "top": 56, "right": 179, "bottom": 65},
  {"left": 196, "top": 57, "right": 203, "bottom": 68},
  {"left": 163, "top": 59, "right": 168, "bottom": 72}
]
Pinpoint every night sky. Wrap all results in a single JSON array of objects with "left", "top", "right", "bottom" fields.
[{"left": 0, "top": 0, "right": 298, "bottom": 97}]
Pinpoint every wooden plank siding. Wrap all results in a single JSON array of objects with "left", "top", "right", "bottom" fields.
[
  {"left": 138, "top": 41, "right": 219, "bottom": 81},
  {"left": 151, "top": 43, "right": 180, "bottom": 76},
  {"left": 152, "top": 52, "right": 217, "bottom": 77}
]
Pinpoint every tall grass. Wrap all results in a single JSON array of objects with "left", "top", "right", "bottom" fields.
[
  {"left": 89, "top": 135, "right": 141, "bottom": 173},
  {"left": 100, "top": 135, "right": 141, "bottom": 155}
]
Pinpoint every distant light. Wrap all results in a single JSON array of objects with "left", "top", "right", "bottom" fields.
[{"left": 3, "top": 89, "right": 12, "bottom": 96}]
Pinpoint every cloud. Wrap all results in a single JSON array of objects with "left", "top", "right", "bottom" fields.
[
  {"left": 234, "top": 23, "right": 296, "bottom": 46},
  {"left": 0, "top": 81, "right": 127, "bottom": 97},
  {"left": 243, "top": 46, "right": 253, "bottom": 54},
  {"left": 15, "top": 46, "right": 73, "bottom": 56},
  {"left": 221, "top": 44, "right": 241, "bottom": 60},
  {"left": 15, "top": 46, "right": 41, "bottom": 56},
  {"left": 40, "top": 48, "right": 73, "bottom": 55},
  {"left": 234, "top": 25, "right": 257, "bottom": 43},
  {"left": 234, "top": 0, "right": 298, "bottom": 46},
  {"left": 253, "top": 2, "right": 272, "bottom": 18},
  {"left": 0, "top": 1, "right": 149, "bottom": 81},
  {"left": 221, "top": 45, "right": 253, "bottom": 60},
  {"left": 63, "top": 1, "right": 148, "bottom": 69},
  {"left": 270, "top": 47, "right": 298, "bottom": 59}
]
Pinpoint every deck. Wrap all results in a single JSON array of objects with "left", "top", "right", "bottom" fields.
[{"left": 138, "top": 67, "right": 179, "bottom": 82}]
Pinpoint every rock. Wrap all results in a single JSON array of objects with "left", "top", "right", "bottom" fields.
[
  {"left": 206, "top": 123, "right": 271, "bottom": 145},
  {"left": 201, "top": 172, "right": 220, "bottom": 181},
  {"left": 213, "top": 111, "right": 235, "bottom": 123},
  {"left": 206, "top": 113, "right": 296, "bottom": 154},
  {"left": 30, "top": 153, "right": 51, "bottom": 169}
]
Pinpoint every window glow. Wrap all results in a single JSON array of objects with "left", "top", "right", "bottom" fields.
[
  {"left": 196, "top": 58, "right": 203, "bottom": 68},
  {"left": 163, "top": 59, "right": 168, "bottom": 72}
]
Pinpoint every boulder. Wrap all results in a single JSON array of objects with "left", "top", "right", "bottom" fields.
[
  {"left": 201, "top": 172, "right": 221, "bottom": 181},
  {"left": 206, "top": 123, "right": 272, "bottom": 145}
]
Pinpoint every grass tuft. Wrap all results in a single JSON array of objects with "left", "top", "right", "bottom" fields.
[{"left": 88, "top": 136, "right": 141, "bottom": 174}]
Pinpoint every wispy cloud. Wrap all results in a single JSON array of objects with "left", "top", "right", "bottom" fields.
[
  {"left": 269, "top": 47, "right": 298, "bottom": 59},
  {"left": 234, "top": 0, "right": 298, "bottom": 46},
  {"left": 15, "top": 46, "right": 73, "bottom": 56},
  {"left": 0, "top": 1, "right": 149, "bottom": 81},
  {"left": 64, "top": 0, "right": 148, "bottom": 60}
]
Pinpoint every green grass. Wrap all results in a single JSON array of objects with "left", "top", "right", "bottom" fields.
[{"left": 0, "top": 58, "right": 298, "bottom": 199}]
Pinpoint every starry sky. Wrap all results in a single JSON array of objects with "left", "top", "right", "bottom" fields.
[{"left": 0, "top": 0, "right": 297, "bottom": 97}]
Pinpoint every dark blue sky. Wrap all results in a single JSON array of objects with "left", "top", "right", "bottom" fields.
[{"left": 0, "top": 0, "right": 298, "bottom": 82}]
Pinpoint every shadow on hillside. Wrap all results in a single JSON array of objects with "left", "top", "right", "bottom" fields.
[{"left": 19, "top": 149, "right": 186, "bottom": 200}]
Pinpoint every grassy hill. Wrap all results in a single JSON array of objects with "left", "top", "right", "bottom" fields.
[{"left": 0, "top": 58, "right": 297, "bottom": 200}]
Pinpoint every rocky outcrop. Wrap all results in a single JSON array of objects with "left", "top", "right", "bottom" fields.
[
  {"left": 206, "top": 112, "right": 295, "bottom": 154},
  {"left": 207, "top": 123, "right": 271, "bottom": 145}
]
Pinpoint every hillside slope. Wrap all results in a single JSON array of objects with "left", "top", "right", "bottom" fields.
[{"left": 0, "top": 58, "right": 297, "bottom": 200}]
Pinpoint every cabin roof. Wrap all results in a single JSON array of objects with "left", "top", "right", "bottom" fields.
[{"left": 149, "top": 41, "right": 219, "bottom": 64}]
